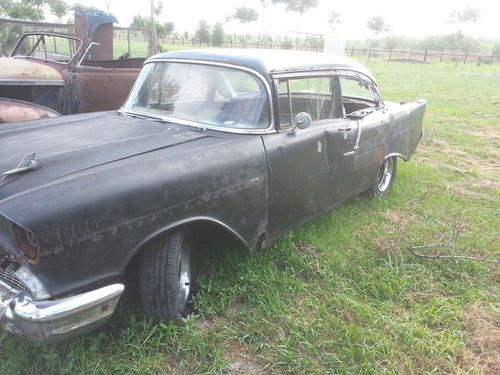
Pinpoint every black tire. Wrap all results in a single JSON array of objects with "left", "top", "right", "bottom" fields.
[
  {"left": 139, "top": 228, "right": 193, "bottom": 324},
  {"left": 366, "top": 156, "right": 398, "bottom": 197}
]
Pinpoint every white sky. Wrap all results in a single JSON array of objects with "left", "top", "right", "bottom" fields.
[{"left": 57, "top": 0, "right": 500, "bottom": 39}]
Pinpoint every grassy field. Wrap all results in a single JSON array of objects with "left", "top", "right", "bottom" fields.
[{"left": 1, "top": 60, "right": 499, "bottom": 374}]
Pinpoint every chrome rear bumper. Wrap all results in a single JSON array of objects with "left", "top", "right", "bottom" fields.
[{"left": 0, "top": 281, "right": 124, "bottom": 343}]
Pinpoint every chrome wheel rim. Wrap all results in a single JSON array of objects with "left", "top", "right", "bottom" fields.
[
  {"left": 177, "top": 240, "right": 191, "bottom": 313},
  {"left": 377, "top": 158, "right": 394, "bottom": 192}
]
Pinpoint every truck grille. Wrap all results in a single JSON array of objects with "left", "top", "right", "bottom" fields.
[{"left": 0, "top": 246, "right": 29, "bottom": 292}]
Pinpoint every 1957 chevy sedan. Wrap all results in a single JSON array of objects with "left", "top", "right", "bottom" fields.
[{"left": 0, "top": 49, "right": 426, "bottom": 342}]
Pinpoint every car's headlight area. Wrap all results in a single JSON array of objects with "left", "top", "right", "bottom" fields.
[
  {"left": 0, "top": 248, "right": 30, "bottom": 292},
  {"left": 11, "top": 223, "right": 39, "bottom": 263},
  {"left": 0, "top": 244, "right": 50, "bottom": 300}
]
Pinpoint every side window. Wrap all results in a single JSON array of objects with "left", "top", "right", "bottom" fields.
[
  {"left": 340, "top": 76, "right": 379, "bottom": 115},
  {"left": 277, "top": 76, "right": 339, "bottom": 127}
]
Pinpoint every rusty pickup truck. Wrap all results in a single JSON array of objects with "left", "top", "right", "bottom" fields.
[{"left": 0, "top": 31, "right": 143, "bottom": 123}]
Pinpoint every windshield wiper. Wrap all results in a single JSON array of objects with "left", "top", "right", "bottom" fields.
[{"left": 118, "top": 109, "right": 207, "bottom": 132}]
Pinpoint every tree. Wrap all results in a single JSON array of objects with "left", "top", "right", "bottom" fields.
[
  {"left": 446, "top": 6, "right": 480, "bottom": 51},
  {"left": 163, "top": 22, "right": 174, "bottom": 36},
  {"left": 211, "top": 22, "right": 224, "bottom": 46},
  {"left": 271, "top": 0, "right": 319, "bottom": 15},
  {"left": 366, "top": 16, "right": 389, "bottom": 36},
  {"left": 72, "top": 3, "right": 100, "bottom": 13},
  {"left": 493, "top": 41, "right": 500, "bottom": 57},
  {"left": 327, "top": 10, "right": 341, "bottom": 30},
  {"left": 195, "top": 20, "right": 210, "bottom": 43},
  {"left": 232, "top": 7, "right": 258, "bottom": 24},
  {"left": 0, "top": 0, "right": 44, "bottom": 21},
  {"left": 447, "top": 5, "right": 480, "bottom": 25},
  {"left": 48, "top": 0, "right": 68, "bottom": 22},
  {"left": 259, "top": 0, "right": 270, "bottom": 37}
]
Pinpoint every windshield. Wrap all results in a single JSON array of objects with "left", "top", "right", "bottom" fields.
[
  {"left": 122, "top": 62, "right": 271, "bottom": 130},
  {"left": 12, "top": 34, "right": 81, "bottom": 63}
]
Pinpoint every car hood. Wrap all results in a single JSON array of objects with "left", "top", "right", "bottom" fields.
[
  {"left": 0, "top": 57, "right": 63, "bottom": 83},
  {"left": 0, "top": 112, "right": 209, "bottom": 202}
]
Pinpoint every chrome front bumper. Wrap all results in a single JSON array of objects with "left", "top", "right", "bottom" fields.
[{"left": 0, "top": 280, "right": 124, "bottom": 343}]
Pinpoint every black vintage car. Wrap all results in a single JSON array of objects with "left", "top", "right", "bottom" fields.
[{"left": 0, "top": 49, "right": 426, "bottom": 342}]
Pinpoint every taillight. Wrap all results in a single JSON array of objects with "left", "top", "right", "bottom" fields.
[{"left": 11, "top": 224, "right": 39, "bottom": 262}]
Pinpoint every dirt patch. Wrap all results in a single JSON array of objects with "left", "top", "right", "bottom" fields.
[
  {"left": 375, "top": 237, "right": 401, "bottom": 255},
  {"left": 224, "top": 344, "right": 269, "bottom": 375},
  {"left": 462, "top": 304, "right": 500, "bottom": 375},
  {"left": 196, "top": 316, "right": 213, "bottom": 332},
  {"left": 466, "top": 128, "right": 500, "bottom": 141},
  {"left": 382, "top": 210, "right": 415, "bottom": 229},
  {"left": 450, "top": 178, "right": 500, "bottom": 201},
  {"left": 416, "top": 137, "right": 500, "bottom": 178}
]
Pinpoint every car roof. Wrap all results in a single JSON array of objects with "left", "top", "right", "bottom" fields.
[{"left": 148, "top": 49, "right": 376, "bottom": 83}]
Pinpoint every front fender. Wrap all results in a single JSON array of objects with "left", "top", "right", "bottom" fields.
[{"left": 0, "top": 134, "right": 268, "bottom": 297}]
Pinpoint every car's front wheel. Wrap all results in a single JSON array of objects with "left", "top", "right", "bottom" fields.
[
  {"left": 366, "top": 156, "right": 397, "bottom": 197},
  {"left": 139, "top": 228, "right": 193, "bottom": 323}
]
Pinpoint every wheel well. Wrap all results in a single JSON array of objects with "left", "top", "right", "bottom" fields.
[
  {"left": 385, "top": 153, "right": 407, "bottom": 162},
  {"left": 123, "top": 220, "right": 249, "bottom": 283}
]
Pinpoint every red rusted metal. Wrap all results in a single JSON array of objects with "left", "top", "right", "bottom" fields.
[{"left": 0, "top": 98, "right": 60, "bottom": 123}]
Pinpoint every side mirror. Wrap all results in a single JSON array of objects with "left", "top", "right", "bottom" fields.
[{"left": 288, "top": 112, "right": 311, "bottom": 135}]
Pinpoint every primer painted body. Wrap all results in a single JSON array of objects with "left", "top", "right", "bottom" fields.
[{"left": 0, "top": 50, "right": 426, "bottom": 341}]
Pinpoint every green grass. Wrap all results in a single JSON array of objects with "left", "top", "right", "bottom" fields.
[{"left": 1, "top": 61, "right": 499, "bottom": 374}]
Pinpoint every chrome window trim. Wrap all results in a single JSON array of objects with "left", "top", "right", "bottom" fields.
[
  {"left": 10, "top": 32, "right": 83, "bottom": 66},
  {"left": 76, "top": 42, "right": 100, "bottom": 68},
  {"left": 127, "top": 58, "right": 277, "bottom": 135}
]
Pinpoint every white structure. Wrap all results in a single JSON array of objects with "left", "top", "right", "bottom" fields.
[{"left": 323, "top": 28, "right": 345, "bottom": 56}]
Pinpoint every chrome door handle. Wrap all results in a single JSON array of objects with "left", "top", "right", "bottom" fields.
[{"left": 338, "top": 126, "right": 352, "bottom": 131}]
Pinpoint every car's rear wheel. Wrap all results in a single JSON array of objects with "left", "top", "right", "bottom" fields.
[
  {"left": 139, "top": 228, "right": 193, "bottom": 323},
  {"left": 367, "top": 156, "right": 397, "bottom": 197}
]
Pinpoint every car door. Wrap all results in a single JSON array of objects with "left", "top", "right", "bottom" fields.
[
  {"left": 262, "top": 75, "right": 358, "bottom": 237},
  {"left": 66, "top": 44, "right": 140, "bottom": 114},
  {"left": 340, "top": 73, "right": 391, "bottom": 194}
]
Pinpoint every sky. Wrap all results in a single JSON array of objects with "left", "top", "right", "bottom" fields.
[{"left": 57, "top": 0, "right": 500, "bottom": 40}]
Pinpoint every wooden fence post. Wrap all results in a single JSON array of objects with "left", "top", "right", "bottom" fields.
[
  {"left": 440, "top": 50, "right": 443, "bottom": 63},
  {"left": 409, "top": 48, "right": 413, "bottom": 60},
  {"left": 490, "top": 54, "right": 494, "bottom": 66},
  {"left": 389, "top": 48, "right": 392, "bottom": 60},
  {"left": 367, "top": 49, "right": 371, "bottom": 61},
  {"left": 423, "top": 50, "right": 428, "bottom": 62},
  {"left": 463, "top": 51, "right": 468, "bottom": 64},
  {"left": 351, "top": 46, "right": 354, "bottom": 57}
]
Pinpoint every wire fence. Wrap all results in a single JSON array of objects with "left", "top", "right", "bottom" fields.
[
  {"left": 1, "top": 18, "right": 499, "bottom": 64},
  {"left": 345, "top": 47, "right": 499, "bottom": 66}
]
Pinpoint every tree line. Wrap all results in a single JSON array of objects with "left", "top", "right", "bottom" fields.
[{"left": 1, "top": 1, "right": 499, "bottom": 57}]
